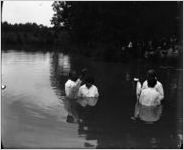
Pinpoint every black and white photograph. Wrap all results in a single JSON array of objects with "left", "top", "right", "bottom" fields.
[{"left": 1, "top": 1, "right": 183, "bottom": 149}]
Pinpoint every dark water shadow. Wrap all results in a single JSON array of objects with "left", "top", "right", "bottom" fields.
[{"left": 47, "top": 51, "right": 183, "bottom": 148}]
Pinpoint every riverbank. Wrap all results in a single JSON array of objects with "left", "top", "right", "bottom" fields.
[{"left": 2, "top": 43, "right": 182, "bottom": 69}]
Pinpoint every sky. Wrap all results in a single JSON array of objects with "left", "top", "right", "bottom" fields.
[{"left": 2, "top": 1, "right": 54, "bottom": 27}]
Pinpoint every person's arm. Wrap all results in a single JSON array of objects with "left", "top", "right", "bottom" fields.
[
  {"left": 156, "top": 83, "right": 164, "bottom": 101},
  {"left": 94, "top": 87, "right": 99, "bottom": 98},
  {"left": 142, "top": 80, "right": 148, "bottom": 90},
  {"left": 154, "top": 92, "right": 162, "bottom": 105},
  {"left": 65, "top": 84, "right": 70, "bottom": 97},
  {"left": 138, "top": 90, "right": 144, "bottom": 105},
  {"left": 72, "top": 79, "right": 82, "bottom": 97},
  {"left": 77, "top": 87, "right": 83, "bottom": 98},
  {"left": 75, "top": 78, "right": 82, "bottom": 88},
  {"left": 136, "top": 81, "right": 142, "bottom": 100}
]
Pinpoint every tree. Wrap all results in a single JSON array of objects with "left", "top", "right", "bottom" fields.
[
  {"left": 1, "top": 1, "right": 3, "bottom": 20},
  {"left": 51, "top": 1, "right": 71, "bottom": 30},
  {"left": 51, "top": 1, "right": 182, "bottom": 44}
]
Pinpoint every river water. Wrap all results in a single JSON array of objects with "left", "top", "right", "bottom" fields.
[{"left": 2, "top": 50, "right": 183, "bottom": 148}]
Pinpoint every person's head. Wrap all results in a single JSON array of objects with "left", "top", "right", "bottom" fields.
[
  {"left": 147, "top": 69, "right": 157, "bottom": 81},
  {"left": 68, "top": 71, "right": 78, "bottom": 82},
  {"left": 147, "top": 77, "right": 157, "bottom": 88},
  {"left": 85, "top": 76, "right": 94, "bottom": 89},
  {"left": 81, "top": 68, "right": 88, "bottom": 76}
]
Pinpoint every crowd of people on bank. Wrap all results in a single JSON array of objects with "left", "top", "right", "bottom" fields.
[{"left": 121, "top": 35, "right": 182, "bottom": 60}]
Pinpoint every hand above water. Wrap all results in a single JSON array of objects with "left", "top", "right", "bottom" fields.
[{"left": 133, "top": 78, "right": 139, "bottom": 82}]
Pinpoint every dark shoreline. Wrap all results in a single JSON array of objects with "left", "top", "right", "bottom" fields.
[{"left": 2, "top": 44, "right": 183, "bottom": 69}]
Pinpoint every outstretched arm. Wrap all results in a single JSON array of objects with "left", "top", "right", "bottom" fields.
[{"left": 136, "top": 81, "right": 142, "bottom": 100}]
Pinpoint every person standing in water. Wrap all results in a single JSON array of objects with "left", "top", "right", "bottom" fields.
[
  {"left": 65, "top": 71, "right": 79, "bottom": 99},
  {"left": 77, "top": 76, "right": 99, "bottom": 107},
  {"left": 77, "top": 76, "right": 99, "bottom": 122},
  {"left": 136, "top": 69, "right": 164, "bottom": 101},
  {"left": 64, "top": 71, "right": 80, "bottom": 123},
  {"left": 132, "top": 69, "right": 164, "bottom": 121},
  {"left": 137, "top": 77, "right": 163, "bottom": 106},
  {"left": 64, "top": 69, "right": 89, "bottom": 122}
]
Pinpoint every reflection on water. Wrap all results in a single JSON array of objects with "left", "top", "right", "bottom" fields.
[
  {"left": 134, "top": 103, "right": 163, "bottom": 123},
  {"left": 2, "top": 50, "right": 182, "bottom": 148},
  {"left": 2, "top": 51, "right": 86, "bottom": 148},
  {"left": 77, "top": 97, "right": 99, "bottom": 107}
]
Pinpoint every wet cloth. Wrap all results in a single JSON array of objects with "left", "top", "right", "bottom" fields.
[
  {"left": 65, "top": 79, "right": 81, "bottom": 99},
  {"left": 139, "top": 88, "right": 162, "bottom": 106},
  {"left": 64, "top": 79, "right": 82, "bottom": 119},
  {"left": 134, "top": 102, "right": 162, "bottom": 123},
  {"left": 78, "top": 85, "right": 99, "bottom": 98},
  {"left": 77, "top": 97, "right": 98, "bottom": 107},
  {"left": 136, "top": 81, "right": 163, "bottom": 106},
  {"left": 142, "top": 80, "right": 164, "bottom": 100},
  {"left": 77, "top": 84, "right": 99, "bottom": 107},
  {"left": 139, "top": 104, "right": 162, "bottom": 123}
]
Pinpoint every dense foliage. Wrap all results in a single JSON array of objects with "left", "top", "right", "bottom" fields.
[
  {"left": 51, "top": 1, "right": 182, "bottom": 45},
  {"left": 2, "top": 1, "right": 182, "bottom": 63},
  {"left": 1, "top": 22, "right": 70, "bottom": 48}
]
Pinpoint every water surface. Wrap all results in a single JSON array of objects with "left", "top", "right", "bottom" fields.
[{"left": 2, "top": 50, "right": 183, "bottom": 148}]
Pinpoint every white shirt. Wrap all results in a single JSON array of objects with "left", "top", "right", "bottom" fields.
[
  {"left": 139, "top": 88, "right": 161, "bottom": 106},
  {"left": 142, "top": 80, "right": 164, "bottom": 100},
  {"left": 78, "top": 84, "right": 99, "bottom": 98},
  {"left": 65, "top": 79, "right": 81, "bottom": 98}
]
